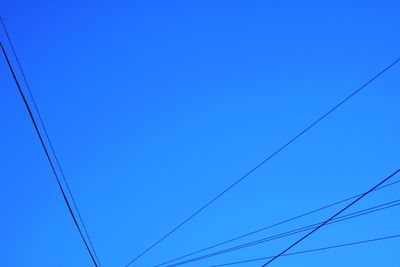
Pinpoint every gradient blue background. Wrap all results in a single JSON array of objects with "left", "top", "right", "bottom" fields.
[{"left": 0, "top": 1, "right": 399, "bottom": 266}]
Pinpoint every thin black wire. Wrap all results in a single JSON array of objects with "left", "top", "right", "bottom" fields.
[
  {"left": 0, "top": 16, "right": 102, "bottom": 266},
  {"left": 166, "top": 200, "right": 400, "bottom": 266},
  {"left": 212, "top": 234, "right": 400, "bottom": 266},
  {"left": 126, "top": 56, "right": 400, "bottom": 266},
  {"left": 262, "top": 168, "right": 400, "bottom": 266},
  {"left": 165, "top": 198, "right": 400, "bottom": 266},
  {"left": 155, "top": 178, "right": 400, "bottom": 266},
  {"left": 0, "top": 42, "right": 99, "bottom": 267}
]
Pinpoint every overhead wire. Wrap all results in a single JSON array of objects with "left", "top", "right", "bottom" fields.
[
  {"left": 155, "top": 178, "right": 400, "bottom": 266},
  {"left": 0, "top": 41, "right": 100, "bottom": 267},
  {"left": 211, "top": 233, "right": 400, "bottom": 266},
  {"left": 165, "top": 198, "right": 400, "bottom": 266},
  {"left": 261, "top": 168, "right": 400, "bottom": 266},
  {"left": 126, "top": 56, "right": 400, "bottom": 266},
  {"left": 0, "top": 16, "right": 102, "bottom": 266}
]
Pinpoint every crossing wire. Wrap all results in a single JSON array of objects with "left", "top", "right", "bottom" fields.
[
  {"left": 165, "top": 198, "right": 400, "bottom": 266},
  {"left": 212, "top": 234, "right": 400, "bottom": 266},
  {"left": 0, "top": 41, "right": 100, "bottom": 267},
  {"left": 155, "top": 178, "right": 400, "bottom": 266},
  {"left": 126, "top": 55, "right": 400, "bottom": 266},
  {"left": 261, "top": 168, "right": 400, "bottom": 266}
]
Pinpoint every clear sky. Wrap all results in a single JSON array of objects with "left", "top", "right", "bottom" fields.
[{"left": 0, "top": 1, "right": 399, "bottom": 267}]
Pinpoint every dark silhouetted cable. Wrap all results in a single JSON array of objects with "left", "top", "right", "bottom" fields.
[
  {"left": 126, "top": 55, "right": 400, "bottom": 266},
  {"left": 261, "top": 168, "right": 400, "bottom": 266},
  {"left": 0, "top": 42, "right": 99, "bottom": 267},
  {"left": 165, "top": 198, "right": 400, "bottom": 266},
  {"left": 155, "top": 178, "right": 400, "bottom": 266},
  {"left": 212, "top": 234, "right": 400, "bottom": 266},
  {"left": 0, "top": 16, "right": 101, "bottom": 266}
]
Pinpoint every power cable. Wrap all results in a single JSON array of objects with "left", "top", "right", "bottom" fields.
[
  {"left": 126, "top": 56, "right": 400, "bottom": 266},
  {"left": 0, "top": 41, "right": 100, "bottom": 267},
  {"left": 155, "top": 178, "right": 400, "bottom": 266},
  {"left": 212, "top": 234, "right": 400, "bottom": 266},
  {"left": 261, "top": 168, "right": 400, "bottom": 266},
  {"left": 0, "top": 16, "right": 101, "bottom": 266},
  {"left": 165, "top": 198, "right": 400, "bottom": 266}
]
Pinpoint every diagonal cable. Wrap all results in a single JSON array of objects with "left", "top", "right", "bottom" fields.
[
  {"left": 166, "top": 198, "right": 400, "bottom": 266},
  {"left": 126, "top": 55, "right": 400, "bottom": 266},
  {"left": 261, "top": 168, "right": 400, "bottom": 266},
  {"left": 0, "top": 41, "right": 99, "bottom": 267},
  {"left": 155, "top": 178, "right": 400, "bottom": 266},
  {"left": 0, "top": 16, "right": 101, "bottom": 266},
  {"left": 212, "top": 234, "right": 400, "bottom": 266}
]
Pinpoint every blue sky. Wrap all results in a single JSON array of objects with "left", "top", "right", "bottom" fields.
[{"left": 0, "top": 1, "right": 399, "bottom": 266}]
